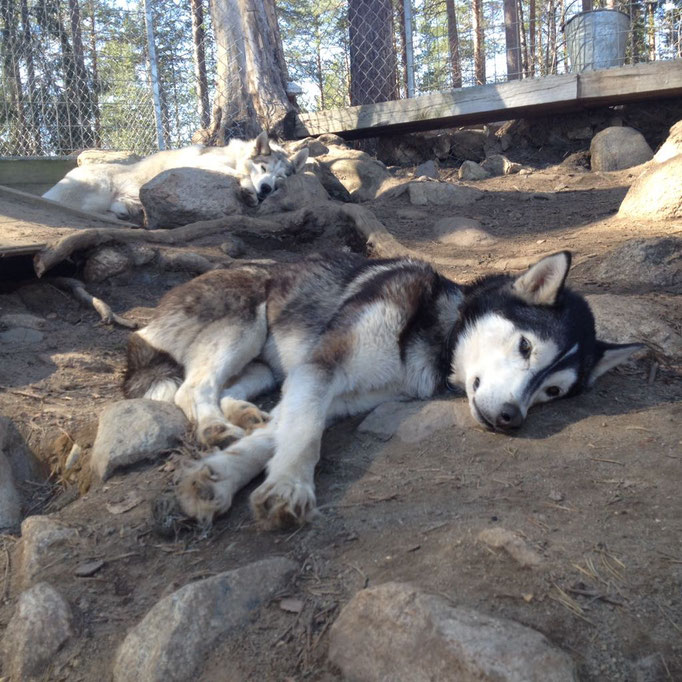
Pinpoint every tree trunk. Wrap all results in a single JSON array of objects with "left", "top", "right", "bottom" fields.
[
  {"left": 582, "top": 0, "right": 592, "bottom": 11},
  {"left": 445, "top": 0, "right": 462, "bottom": 88},
  {"left": 190, "top": 0, "right": 210, "bottom": 129},
  {"left": 517, "top": 0, "right": 529, "bottom": 78},
  {"left": 529, "top": 0, "right": 535, "bottom": 75},
  {"left": 397, "top": 0, "right": 408, "bottom": 97},
  {"left": 546, "top": 0, "right": 557, "bottom": 74},
  {"left": 472, "top": 0, "right": 485, "bottom": 85},
  {"left": 67, "top": 0, "right": 95, "bottom": 147},
  {"left": 200, "top": 0, "right": 294, "bottom": 144},
  {"left": 20, "top": 0, "right": 41, "bottom": 153},
  {"left": 646, "top": 1, "right": 656, "bottom": 61},
  {"left": 348, "top": 0, "right": 398, "bottom": 104},
  {"left": 503, "top": 0, "right": 521, "bottom": 79},
  {"left": 87, "top": 0, "right": 101, "bottom": 146}
]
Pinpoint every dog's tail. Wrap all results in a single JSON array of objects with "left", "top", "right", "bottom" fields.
[{"left": 123, "top": 333, "right": 182, "bottom": 402}]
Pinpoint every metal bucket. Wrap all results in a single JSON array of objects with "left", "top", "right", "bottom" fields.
[{"left": 564, "top": 10, "right": 630, "bottom": 73}]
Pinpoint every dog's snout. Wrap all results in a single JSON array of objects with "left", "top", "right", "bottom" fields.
[
  {"left": 259, "top": 183, "right": 272, "bottom": 196},
  {"left": 496, "top": 402, "right": 523, "bottom": 431}
]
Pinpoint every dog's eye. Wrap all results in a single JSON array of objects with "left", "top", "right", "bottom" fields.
[
  {"left": 260, "top": 164, "right": 267, "bottom": 172},
  {"left": 473, "top": 377, "right": 480, "bottom": 391},
  {"left": 545, "top": 386, "right": 561, "bottom": 398},
  {"left": 519, "top": 336, "right": 532, "bottom": 359}
]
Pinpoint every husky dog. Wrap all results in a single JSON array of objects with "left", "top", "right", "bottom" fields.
[
  {"left": 42, "top": 132, "right": 309, "bottom": 222},
  {"left": 123, "top": 251, "right": 642, "bottom": 528}
]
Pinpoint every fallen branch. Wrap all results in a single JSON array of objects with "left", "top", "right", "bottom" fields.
[
  {"left": 49, "top": 277, "right": 138, "bottom": 329},
  {"left": 33, "top": 209, "right": 314, "bottom": 277}
]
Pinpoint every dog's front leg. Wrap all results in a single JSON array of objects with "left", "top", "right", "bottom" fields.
[
  {"left": 250, "top": 363, "right": 336, "bottom": 529},
  {"left": 238, "top": 177, "right": 259, "bottom": 207}
]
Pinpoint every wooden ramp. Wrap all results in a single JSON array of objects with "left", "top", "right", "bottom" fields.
[{"left": 295, "top": 60, "right": 682, "bottom": 139}]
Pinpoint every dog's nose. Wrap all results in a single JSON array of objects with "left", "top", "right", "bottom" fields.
[
  {"left": 496, "top": 402, "right": 523, "bottom": 431},
  {"left": 260, "top": 183, "right": 272, "bottom": 196}
]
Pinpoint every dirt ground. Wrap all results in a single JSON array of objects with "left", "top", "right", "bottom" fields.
[{"left": 0, "top": 156, "right": 681, "bottom": 681}]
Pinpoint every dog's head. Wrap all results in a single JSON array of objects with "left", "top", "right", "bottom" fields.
[
  {"left": 247, "top": 132, "right": 309, "bottom": 201},
  {"left": 449, "top": 251, "right": 643, "bottom": 432}
]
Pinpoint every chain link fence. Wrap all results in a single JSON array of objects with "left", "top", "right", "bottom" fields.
[{"left": 1, "top": 0, "right": 680, "bottom": 157}]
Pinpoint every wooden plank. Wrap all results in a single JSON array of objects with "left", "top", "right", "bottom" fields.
[
  {"left": 578, "top": 60, "right": 682, "bottom": 104},
  {"left": 295, "top": 59, "right": 682, "bottom": 139},
  {"left": 295, "top": 74, "right": 579, "bottom": 138}
]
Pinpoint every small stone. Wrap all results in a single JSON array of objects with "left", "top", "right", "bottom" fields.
[
  {"left": 458, "top": 160, "right": 490, "bottom": 181},
  {"left": 75, "top": 559, "right": 104, "bottom": 577},
  {"left": 590, "top": 126, "right": 653, "bottom": 171},
  {"left": 279, "top": 597, "right": 304, "bottom": 613},
  {"left": 478, "top": 527, "right": 544, "bottom": 568},
  {"left": 113, "top": 557, "right": 297, "bottom": 682},
  {"left": 329, "top": 582, "right": 577, "bottom": 682},
  {"left": 432, "top": 216, "right": 497, "bottom": 247},
  {"left": 1, "top": 582, "right": 74, "bottom": 681},
  {"left": 0, "top": 313, "right": 46, "bottom": 330},
  {"left": 481, "top": 154, "right": 521, "bottom": 176},
  {"left": 565, "top": 126, "right": 592, "bottom": 141},
  {"left": 17, "top": 516, "right": 79, "bottom": 588},
  {"left": 408, "top": 179, "right": 483, "bottom": 207},
  {"left": 415, "top": 159, "right": 439, "bottom": 179},
  {"left": 84, "top": 246, "right": 132, "bottom": 283},
  {"left": 548, "top": 490, "right": 564, "bottom": 502},
  {"left": 0, "top": 327, "right": 44, "bottom": 344},
  {"left": 90, "top": 399, "right": 188, "bottom": 481}
]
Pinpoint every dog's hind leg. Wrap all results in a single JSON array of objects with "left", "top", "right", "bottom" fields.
[{"left": 174, "top": 308, "right": 268, "bottom": 448}]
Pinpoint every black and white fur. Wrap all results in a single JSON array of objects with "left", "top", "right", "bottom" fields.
[{"left": 123, "top": 251, "right": 642, "bottom": 528}]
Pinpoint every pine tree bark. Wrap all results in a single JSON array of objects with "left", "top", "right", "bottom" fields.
[
  {"left": 503, "top": 0, "right": 521, "bottom": 79},
  {"left": 529, "top": 0, "right": 536, "bottom": 75},
  {"left": 348, "top": 0, "right": 398, "bottom": 104},
  {"left": 190, "top": 0, "right": 210, "bottom": 129},
  {"left": 445, "top": 0, "right": 462, "bottom": 88},
  {"left": 198, "top": 0, "right": 295, "bottom": 144},
  {"left": 472, "top": 0, "right": 486, "bottom": 85}
]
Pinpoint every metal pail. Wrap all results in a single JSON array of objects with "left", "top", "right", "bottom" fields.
[{"left": 564, "top": 10, "right": 630, "bottom": 72}]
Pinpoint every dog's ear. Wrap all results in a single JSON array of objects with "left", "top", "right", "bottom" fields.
[
  {"left": 589, "top": 341, "right": 645, "bottom": 386},
  {"left": 291, "top": 147, "right": 309, "bottom": 173},
  {"left": 512, "top": 251, "right": 571, "bottom": 305},
  {"left": 254, "top": 131, "right": 271, "bottom": 157}
]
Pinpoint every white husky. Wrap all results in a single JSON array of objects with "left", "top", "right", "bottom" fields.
[{"left": 42, "top": 132, "right": 309, "bottom": 222}]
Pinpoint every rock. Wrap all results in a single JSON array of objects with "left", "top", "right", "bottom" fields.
[
  {"left": 78, "top": 149, "right": 140, "bottom": 166},
  {"left": 358, "top": 400, "right": 470, "bottom": 443},
  {"left": 140, "top": 168, "right": 243, "bottom": 230},
  {"left": 591, "top": 238, "right": 681, "bottom": 290},
  {"left": 408, "top": 179, "right": 484, "bottom": 207},
  {"left": 432, "top": 216, "right": 497, "bottom": 247},
  {"left": 565, "top": 125, "right": 592, "bottom": 141},
  {"left": 0, "top": 418, "right": 43, "bottom": 532},
  {"left": 304, "top": 158, "right": 353, "bottom": 202},
  {"left": 458, "top": 160, "right": 490, "bottom": 181},
  {"left": 1, "top": 582, "right": 74, "bottom": 681},
  {"left": 0, "top": 313, "right": 46, "bottom": 330},
  {"left": 632, "top": 653, "right": 670, "bottom": 682},
  {"left": 319, "top": 146, "right": 390, "bottom": 202},
  {"left": 618, "top": 156, "right": 682, "bottom": 220},
  {"left": 329, "top": 582, "right": 577, "bottom": 682},
  {"left": 219, "top": 236, "right": 246, "bottom": 258},
  {"left": 481, "top": 154, "right": 521, "bottom": 176},
  {"left": 449, "top": 127, "right": 494, "bottom": 162},
  {"left": 258, "top": 171, "right": 329, "bottom": 214},
  {"left": 478, "top": 527, "right": 544, "bottom": 568},
  {"left": 91, "top": 399, "right": 188, "bottom": 481},
  {"left": 415, "top": 160, "right": 439, "bottom": 179},
  {"left": 290, "top": 138, "right": 329, "bottom": 157},
  {"left": 84, "top": 246, "right": 132, "bottom": 283},
  {"left": 587, "top": 294, "right": 681, "bottom": 358},
  {"left": 17, "top": 516, "right": 79, "bottom": 587},
  {"left": 590, "top": 127, "right": 653, "bottom": 171},
  {"left": 113, "top": 557, "right": 297, "bottom": 682},
  {"left": 317, "top": 133, "right": 345, "bottom": 146},
  {"left": 653, "top": 120, "right": 682, "bottom": 163},
  {"left": 0, "top": 327, "right": 44, "bottom": 344}
]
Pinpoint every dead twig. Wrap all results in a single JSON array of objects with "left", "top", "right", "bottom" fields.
[{"left": 48, "top": 277, "right": 138, "bottom": 329}]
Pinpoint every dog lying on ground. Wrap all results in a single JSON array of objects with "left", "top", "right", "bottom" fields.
[
  {"left": 42, "top": 132, "right": 309, "bottom": 222},
  {"left": 123, "top": 251, "right": 642, "bottom": 528}
]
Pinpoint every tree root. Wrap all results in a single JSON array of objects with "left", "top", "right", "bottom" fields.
[
  {"left": 33, "top": 209, "right": 315, "bottom": 277},
  {"left": 48, "top": 277, "right": 139, "bottom": 329}
]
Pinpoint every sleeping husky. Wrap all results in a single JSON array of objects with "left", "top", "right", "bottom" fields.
[
  {"left": 42, "top": 132, "right": 309, "bottom": 222},
  {"left": 123, "top": 251, "right": 643, "bottom": 528}
]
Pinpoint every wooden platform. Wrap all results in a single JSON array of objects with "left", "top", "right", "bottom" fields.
[{"left": 294, "top": 60, "right": 682, "bottom": 139}]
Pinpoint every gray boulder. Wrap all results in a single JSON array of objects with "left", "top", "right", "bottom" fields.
[
  {"left": 1, "top": 582, "right": 74, "bottom": 681},
  {"left": 408, "top": 179, "right": 484, "bottom": 207},
  {"left": 653, "top": 120, "right": 682, "bottom": 163},
  {"left": 91, "top": 399, "right": 188, "bottom": 481},
  {"left": 415, "top": 159, "right": 439, "bottom": 179},
  {"left": 258, "top": 171, "right": 329, "bottom": 214},
  {"left": 590, "top": 126, "right": 653, "bottom": 171},
  {"left": 83, "top": 246, "right": 132, "bottom": 282},
  {"left": 319, "top": 146, "right": 391, "bottom": 201},
  {"left": 481, "top": 154, "right": 521, "bottom": 176},
  {"left": 113, "top": 557, "right": 297, "bottom": 682},
  {"left": 140, "top": 168, "right": 243, "bottom": 229},
  {"left": 618, "top": 156, "right": 682, "bottom": 220},
  {"left": 458, "top": 160, "right": 490, "bottom": 181},
  {"left": 329, "top": 582, "right": 577, "bottom": 682}
]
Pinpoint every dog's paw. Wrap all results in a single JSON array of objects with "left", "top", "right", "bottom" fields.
[
  {"left": 250, "top": 476, "right": 317, "bottom": 530},
  {"left": 221, "top": 398, "right": 270, "bottom": 434},
  {"left": 240, "top": 187, "right": 259, "bottom": 207},
  {"left": 175, "top": 462, "right": 232, "bottom": 526},
  {"left": 198, "top": 420, "right": 245, "bottom": 448}
]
